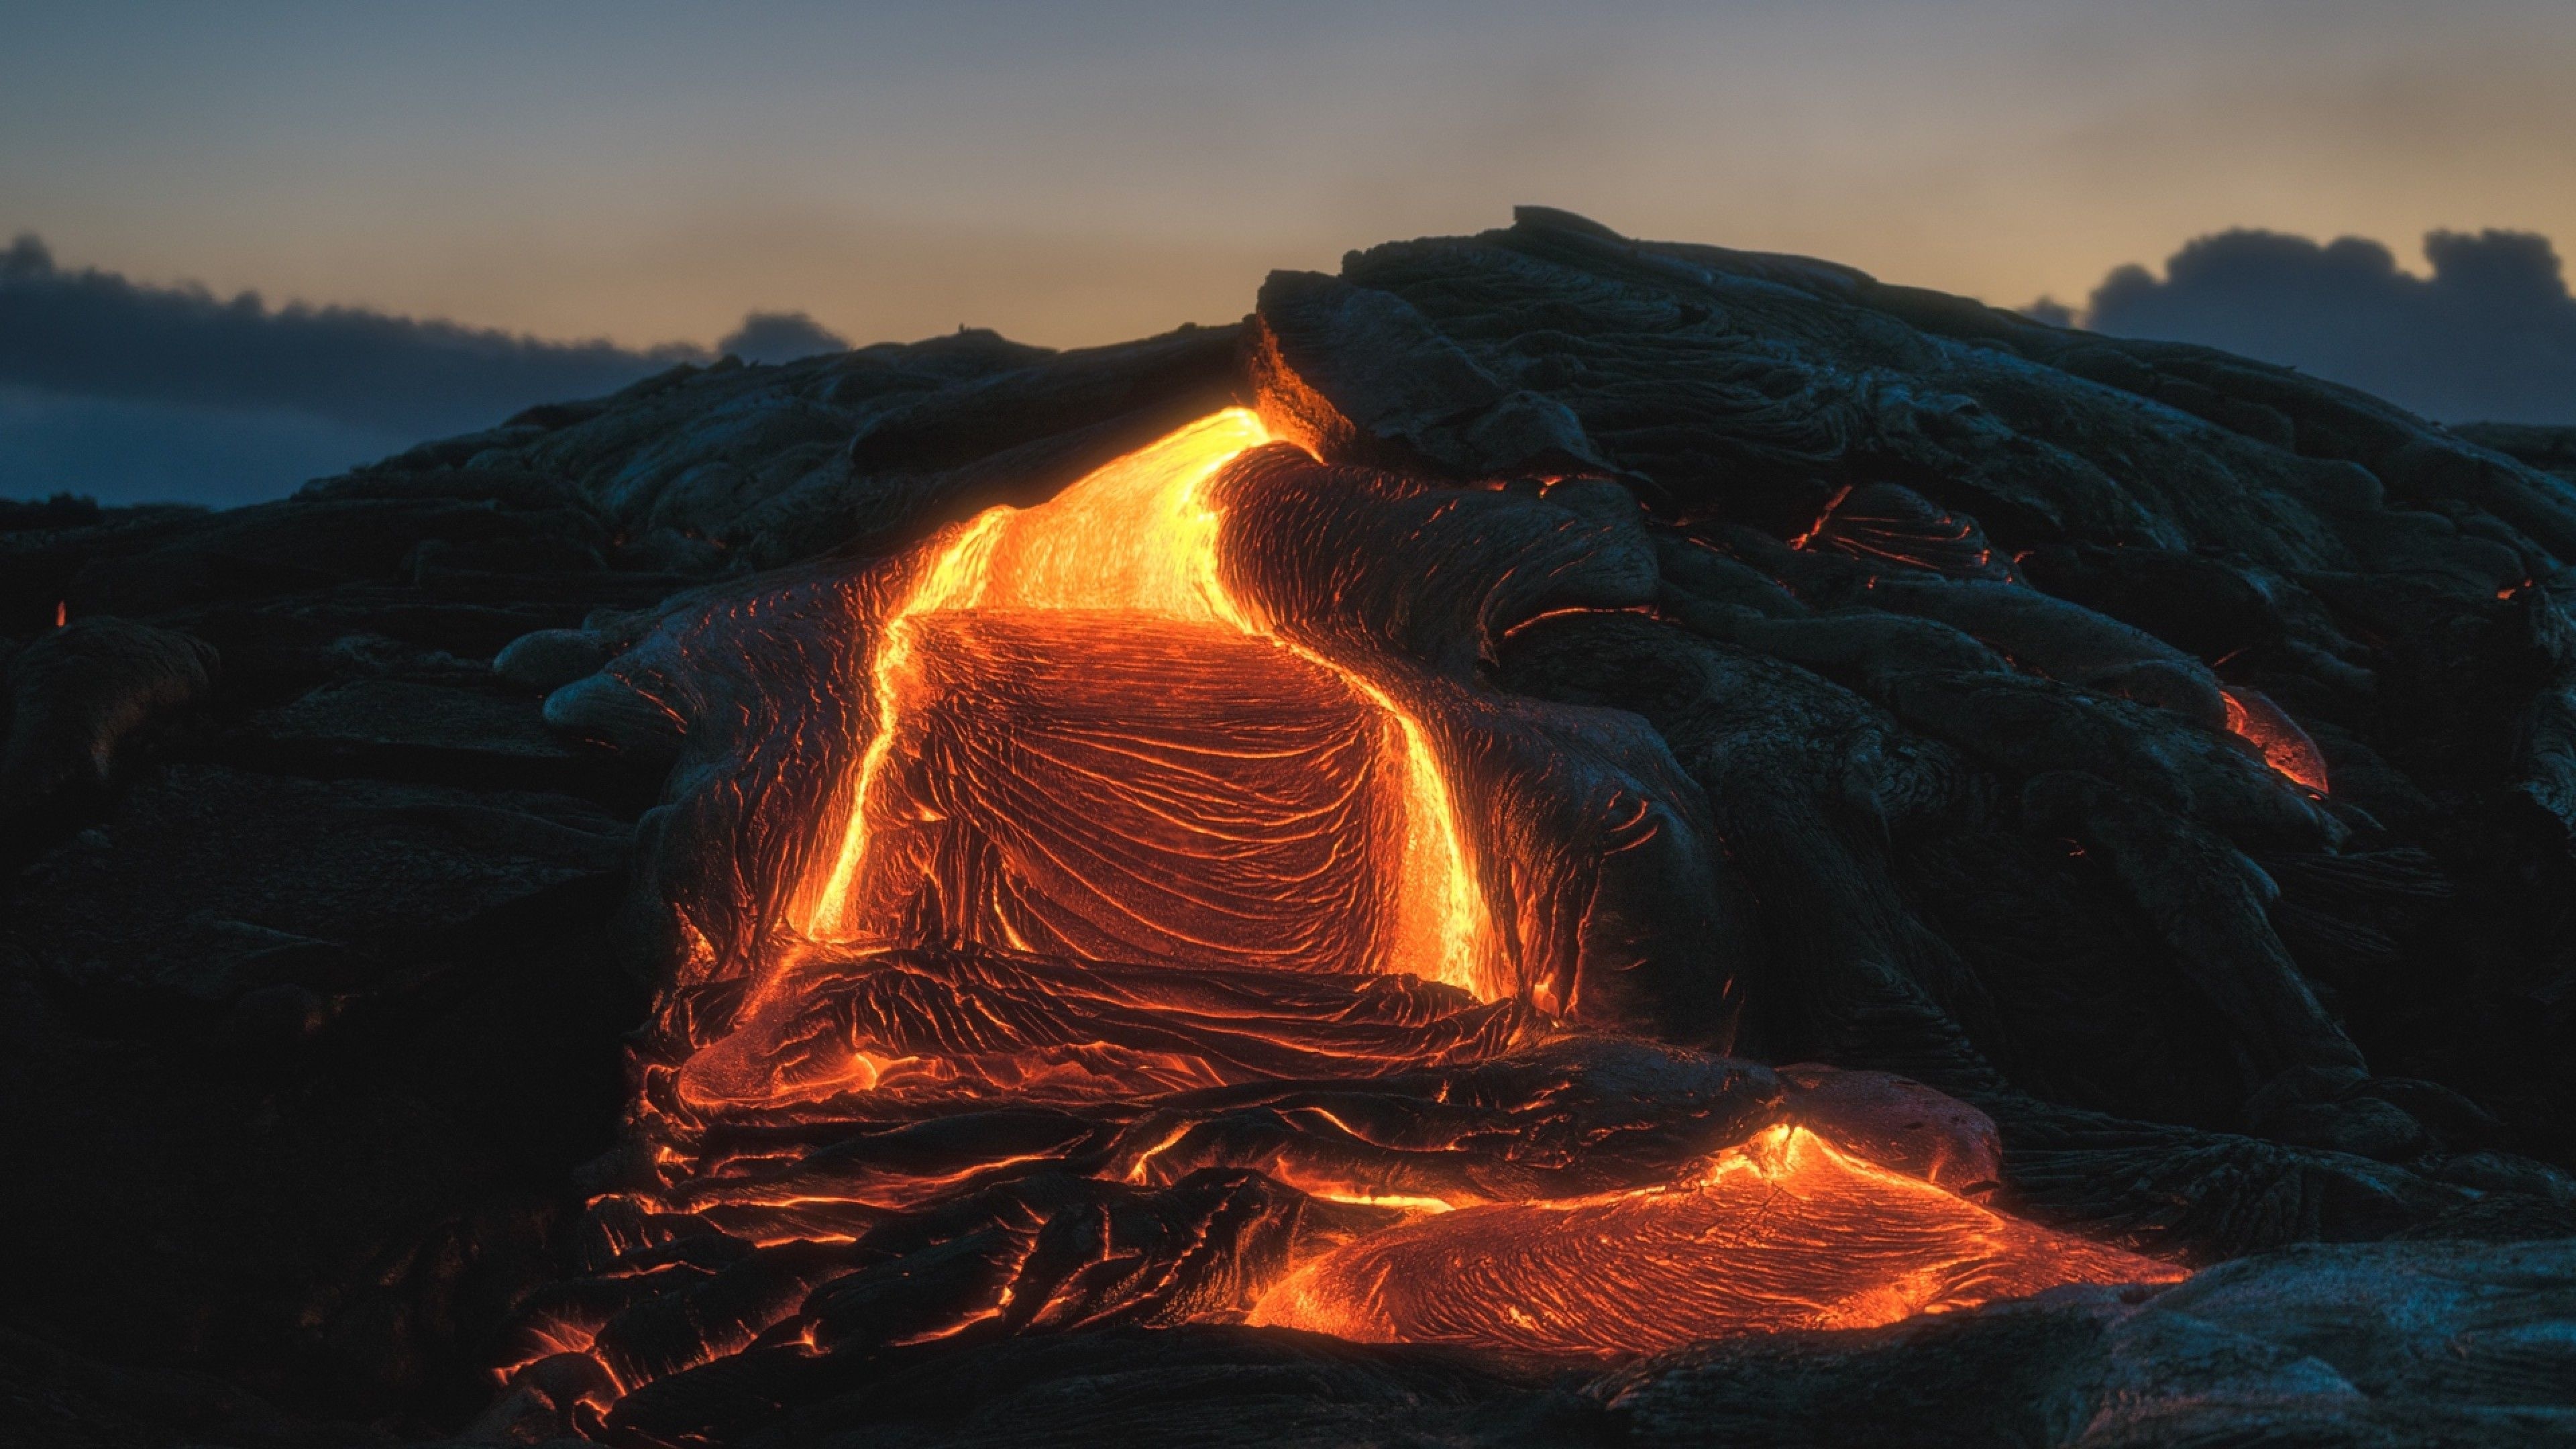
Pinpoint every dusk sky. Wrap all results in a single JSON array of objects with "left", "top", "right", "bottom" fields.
[
  {"left": 13, "top": 0, "right": 2573, "bottom": 347},
  {"left": 7, "top": 0, "right": 2576, "bottom": 502}
]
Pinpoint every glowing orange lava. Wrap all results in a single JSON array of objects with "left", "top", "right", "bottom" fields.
[
  {"left": 791, "top": 409, "right": 1497, "bottom": 998},
  {"left": 1248, "top": 1124, "right": 2182, "bottom": 1356}
]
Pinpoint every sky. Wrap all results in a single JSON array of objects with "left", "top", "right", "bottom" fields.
[{"left": 5, "top": 0, "right": 2574, "bottom": 503}]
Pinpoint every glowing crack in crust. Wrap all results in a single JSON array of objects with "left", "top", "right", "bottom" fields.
[{"left": 2221, "top": 686, "right": 2330, "bottom": 794}]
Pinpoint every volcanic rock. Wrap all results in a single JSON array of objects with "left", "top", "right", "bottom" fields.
[{"left": 1, "top": 616, "right": 219, "bottom": 865}]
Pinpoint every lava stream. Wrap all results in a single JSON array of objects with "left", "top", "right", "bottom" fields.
[
  {"left": 1250, "top": 1124, "right": 2182, "bottom": 1356},
  {"left": 791, "top": 408, "right": 1495, "bottom": 998}
]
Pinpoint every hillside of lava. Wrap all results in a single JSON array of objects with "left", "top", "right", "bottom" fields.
[{"left": 7, "top": 208, "right": 2576, "bottom": 1448}]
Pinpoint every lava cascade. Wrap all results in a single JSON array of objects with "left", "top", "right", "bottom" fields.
[
  {"left": 553, "top": 412, "right": 2188, "bottom": 1431},
  {"left": 792, "top": 409, "right": 1495, "bottom": 998}
]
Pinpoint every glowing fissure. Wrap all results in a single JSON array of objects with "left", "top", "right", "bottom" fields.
[{"left": 795, "top": 408, "right": 1496, "bottom": 998}]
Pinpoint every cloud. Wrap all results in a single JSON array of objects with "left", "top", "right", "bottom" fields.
[
  {"left": 0, "top": 235, "right": 862, "bottom": 506},
  {"left": 0, "top": 232, "right": 709, "bottom": 439},
  {"left": 2068, "top": 227, "right": 2576, "bottom": 424},
  {"left": 718, "top": 311, "right": 848, "bottom": 365}
]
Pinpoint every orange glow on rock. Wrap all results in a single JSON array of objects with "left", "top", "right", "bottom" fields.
[
  {"left": 1248, "top": 1124, "right": 2182, "bottom": 1355},
  {"left": 2221, "top": 686, "right": 2330, "bottom": 794}
]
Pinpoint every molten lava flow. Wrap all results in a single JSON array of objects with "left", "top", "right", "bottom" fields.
[
  {"left": 2222, "top": 686, "right": 2329, "bottom": 794},
  {"left": 555, "top": 415, "right": 2196, "bottom": 1434},
  {"left": 792, "top": 409, "right": 1495, "bottom": 998},
  {"left": 1248, "top": 1124, "right": 2184, "bottom": 1356}
]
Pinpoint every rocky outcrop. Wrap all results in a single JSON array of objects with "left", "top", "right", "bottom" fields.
[
  {"left": 1607, "top": 1238, "right": 2576, "bottom": 1448},
  {"left": 1, "top": 617, "right": 218, "bottom": 865}
]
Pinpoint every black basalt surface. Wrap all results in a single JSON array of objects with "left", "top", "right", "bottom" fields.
[{"left": 5, "top": 209, "right": 2576, "bottom": 1446}]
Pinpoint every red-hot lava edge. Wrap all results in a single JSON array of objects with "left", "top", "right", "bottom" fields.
[{"left": 501, "top": 413, "right": 2186, "bottom": 1436}]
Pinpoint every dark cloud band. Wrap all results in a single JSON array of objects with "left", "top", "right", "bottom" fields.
[
  {"left": 2068, "top": 227, "right": 2576, "bottom": 425},
  {"left": 0, "top": 235, "right": 851, "bottom": 504},
  {"left": 0, "top": 234, "right": 710, "bottom": 437}
]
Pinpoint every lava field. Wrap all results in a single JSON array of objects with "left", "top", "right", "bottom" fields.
[{"left": 7, "top": 208, "right": 2576, "bottom": 1447}]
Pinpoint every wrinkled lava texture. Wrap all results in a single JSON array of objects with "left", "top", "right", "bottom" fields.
[{"left": 8, "top": 209, "right": 2576, "bottom": 1448}]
